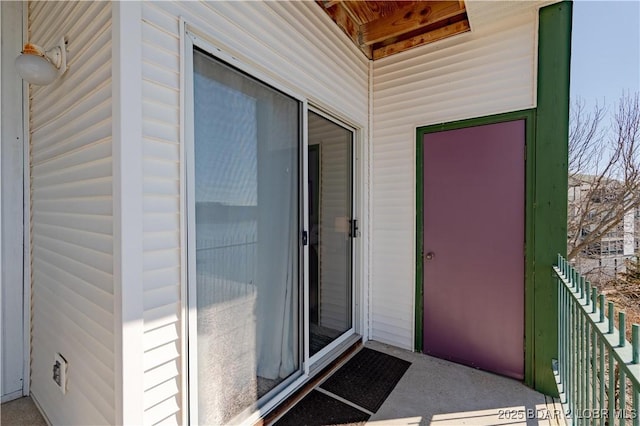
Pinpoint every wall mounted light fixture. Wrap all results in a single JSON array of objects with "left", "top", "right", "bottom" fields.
[{"left": 15, "top": 37, "right": 67, "bottom": 85}]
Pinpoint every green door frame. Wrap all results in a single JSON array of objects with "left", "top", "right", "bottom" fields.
[
  {"left": 415, "top": 109, "right": 537, "bottom": 386},
  {"left": 414, "top": 1, "right": 571, "bottom": 394}
]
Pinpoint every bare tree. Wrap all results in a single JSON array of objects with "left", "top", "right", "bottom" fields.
[{"left": 568, "top": 92, "right": 640, "bottom": 282}]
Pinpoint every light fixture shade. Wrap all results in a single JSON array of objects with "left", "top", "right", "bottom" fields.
[
  {"left": 15, "top": 53, "right": 59, "bottom": 85},
  {"left": 14, "top": 38, "right": 67, "bottom": 86}
]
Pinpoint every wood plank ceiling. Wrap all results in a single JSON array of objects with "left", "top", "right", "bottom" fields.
[{"left": 317, "top": 1, "right": 470, "bottom": 60}]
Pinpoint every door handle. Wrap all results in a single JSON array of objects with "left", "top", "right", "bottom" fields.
[{"left": 424, "top": 252, "right": 435, "bottom": 261}]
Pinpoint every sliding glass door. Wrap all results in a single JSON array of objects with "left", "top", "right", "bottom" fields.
[
  {"left": 192, "top": 49, "right": 302, "bottom": 425},
  {"left": 189, "top": 43, "right": 358, "bottom": 425},
  {"left": 307, "top": 111, "right": 355, "bottom": 358}
]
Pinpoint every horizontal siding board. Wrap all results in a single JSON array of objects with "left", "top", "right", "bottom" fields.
[
  {"left": 143, "top": 139, "right": 179, "bottom": 160},
  {"left": 370, "top": 4, "right": 539, "bottom": 349},
  {"left": 144, "top": 232, "right": 180, "bottom": 251},
  {"left": 33, "top": 197, "right": 112, "bottom": 216},
  {"left": 142, "top": 81, "right": 179, "bottom": 108},
  {"left": 33, "top": 256, "right": 113, "bottom": 313},
  {"left": 143, "top": 324, "right": 179, "bottom": 353},
  {"left": 33, "top": 211, "right": 112, "bottom": 236},
  {"left": 143, "top": 213, "right": 180, "bottom": 234},
  {"left": 143, "top": 285, "right": 179, "bottom": 312},
  {"left": 141, "top": 41, "right": 180, "bottom": 73},
  {"left": 32, "top": 177, "right": 112, "bottom": 200},
  {"left": 143, "top": 179, "right": 179, "bottom": 197},
  {"left": 34, "top": 243, "right": 113, "bottom": 294},
  {"left": 34, "top": 222, "right": 113, "bottom": 254},
  {"left": 32, "top": 264, "right": 113, "bottom": 338},
  {"left": 32, "top": 121, "right": 111, "bottom": 165},
  {"left": 143, "top": 360, "right": 180, "bottom": 392},
  {"left": 144, "top": 379, "right": 180, "bottom": 411},
  {"left": 33, "top": 156, "right": 112, "bottom": 186},
  {"left": 144, "top": 159, "right": 179, "bottom": 179},
  {"left": 143, "top": 342, "right": 179, "bottom": 373},
  {"left": 142, "top": 102, "right": 179, "bottom": 130},
  {"left": 31, "top": 100, "right": 112, "bottom": 150},
  {"left": 142, "top": 61, "right": 179, "bottom": 91},
  {"left": 143, "top": 304, "right": 179, "bottom": 332},
  {"left": 143, "top": 397, "right": 180, "bottom": 426},
  {"left": 143, "top": 267, "right": 180, "bottom": 293}
]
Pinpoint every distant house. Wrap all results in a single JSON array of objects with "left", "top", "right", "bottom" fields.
[{"left": 568, "top": 174, "right": 638, "bottom": 283}]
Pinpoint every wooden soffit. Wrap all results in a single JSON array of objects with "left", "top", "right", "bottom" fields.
[{"left": 318, "top": 1, "right": 470, "bottom": 60}]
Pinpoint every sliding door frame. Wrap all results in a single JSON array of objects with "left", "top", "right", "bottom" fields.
[
  {"left": 306, "top": 106, "right": 358, "bottom": 367},
  {"left": 181, "top": 20, "right": 365, "bottom": 426}
]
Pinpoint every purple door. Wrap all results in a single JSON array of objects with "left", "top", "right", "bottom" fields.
[{"left": 422, "top": 120, "right": 525, "bottom": 379}]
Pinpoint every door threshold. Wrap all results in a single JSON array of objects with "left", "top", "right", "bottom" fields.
[{"left": 259, "top": 335, "right": 362, "bottom": 426}]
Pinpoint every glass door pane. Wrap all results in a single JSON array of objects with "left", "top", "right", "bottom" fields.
[
  {"left": 307, "top": 111, "right": 353, "bottom": 357},
  {"left": 193, "top": 49, "right": 301, "bottom": 424}
]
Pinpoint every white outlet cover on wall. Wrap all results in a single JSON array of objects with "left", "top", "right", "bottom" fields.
[{"left": 54, "top": 353, "right": 67, "bottom": 394}]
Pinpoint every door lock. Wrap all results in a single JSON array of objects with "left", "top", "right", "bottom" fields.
[{"left": 425, "top": 252, "right": 435, "bottom": 261}]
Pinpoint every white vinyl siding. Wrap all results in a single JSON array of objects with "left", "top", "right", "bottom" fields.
[
  {"left": 370, "top": 2, "right": 541, "bottom": 349},
  {"left": 141, "top": 2, "right": 368, "bottom": 424},
  {"left": 29, "top": 2, "right": 114, "bottom": 424}
]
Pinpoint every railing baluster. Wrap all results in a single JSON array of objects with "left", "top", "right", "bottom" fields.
[
  {"left": 592, "top": 327, "right": 597, "bottom": 416},
  {"left": 620, "top": 312, "right": 627, "bottom": 348},
  {"left": 600, "top": 337, "right": 606, "bottom": 426},
  {"left": 580, "top": 306, "right": 586, "bottom": 419},
  {"left": 620, "top": 368, "right": 627, "bottom": 426},
  {"left": 560, "top": 275, "right": 565, "bottom": 393},
  {"left": 586, "top": 314, "right": 591, "bottom": 416},
  {"left": 634, "top": 325, "right": 639, "bottom": 426},
  {"left": 609, "top": 351, "right": 615, "bottom": 426}
]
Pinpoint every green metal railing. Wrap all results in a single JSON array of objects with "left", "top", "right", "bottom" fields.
[{"left": 555, "top": 255, "right": 640, "bottom": 426}]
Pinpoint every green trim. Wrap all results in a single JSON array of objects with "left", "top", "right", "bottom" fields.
[
  {"left": 415, "top": 109, "right": 536, "bottom": 387},
  {"left": 532, "top": 1, "right": 572, "bottom": 396}
]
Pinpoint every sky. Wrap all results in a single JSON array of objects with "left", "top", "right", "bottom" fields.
[{"left": 570, "top": 1, "right": 640, "bottom": 108}]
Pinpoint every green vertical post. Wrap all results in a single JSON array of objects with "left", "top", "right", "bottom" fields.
[
  {"left": 532, "top": 1, "right": 572, "bottom": 395},
  {"left": 633, "top": 324, "right": 639, "bottom": 364},
  {"left": 619, "top": 312, "right": 626, "bottom": 347},
  {"left": 609, "top": 302, "right": 615, "bottom": 334}
]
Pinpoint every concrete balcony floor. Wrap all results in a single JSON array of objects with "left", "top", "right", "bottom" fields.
[
  {"left": 366, "top": 340, "right": 566, "bottom": 426},
  {"left": 0, "top": 342, "right": 566, "bottom": 426},
  {"left": 1, "top": 396, "right": 46, "bottom": 426}
]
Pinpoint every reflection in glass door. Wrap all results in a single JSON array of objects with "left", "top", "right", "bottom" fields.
[
  {"left": 307, "top": 111, "right": 354, "bottom": 357},
  {"left": 192, "top": 49, "right": 302, "bottom": 425}
]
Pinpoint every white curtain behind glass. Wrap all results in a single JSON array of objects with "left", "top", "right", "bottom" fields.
[{"left": 193, "top": 50, "right": 299, "bottom": 424}]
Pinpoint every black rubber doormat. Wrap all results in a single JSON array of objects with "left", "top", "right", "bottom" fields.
[
  {"left": 273, "top": 390, "right": 370, "bottom": 426},
  {"left": 319, "top": 348, "right": 411, "bottom": 413}
]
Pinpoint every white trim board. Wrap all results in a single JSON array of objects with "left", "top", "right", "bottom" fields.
[{"left": 112, "top": 3, "right": 144, "bottom": 424}]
